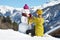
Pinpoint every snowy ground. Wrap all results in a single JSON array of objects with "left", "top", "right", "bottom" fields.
[{"left": 0, "top": 29, "right": 59, "bottom": 40}]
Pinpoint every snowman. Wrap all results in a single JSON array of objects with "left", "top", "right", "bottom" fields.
[{"left": 18, "top": 4, "right": 31, "bottom": 34}]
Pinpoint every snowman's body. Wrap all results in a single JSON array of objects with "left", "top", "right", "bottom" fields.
[
  {"left": 18, "top": 16, "right": 29, "bottom": 33},
  {"left": 21, "top": 16, "right": 28, "bottom": 24},
  {"left": 18, "top": 4, "right": 31, "bottom": 33}
]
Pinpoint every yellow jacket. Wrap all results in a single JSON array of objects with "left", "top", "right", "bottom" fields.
[{"left": 28, "top": 17, "right": 44, "bottom": 36}]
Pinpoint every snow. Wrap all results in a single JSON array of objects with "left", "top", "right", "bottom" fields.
[
  {"left": 21, "top": 16, "right": 28, "bottom": 23},
  {"left": 0, "top": 29, "right": 59, "bottom": 40},
  {"left": 45, "top": 26, "right": 60, "bottom": 34},
  {"left": 0, "top": 5, "right": 22, "bottom": 15},
  {"left": 31, "top": 0, "right": 60, "bottom": 11},
  {"left": 10, "top": 11, "right": 21, "bottom": 17},
  {"left": 0, "top": 0, "right": 60, "bottom": 40},
  {"left": 0, "top": 6, "right": 14, "bottom": 14},
  {"left": 22, "top": 9, "right": 30, "bottom": 14},
  {"left": 0, "top": 0, "right": 60, "bottom": 14},
  {"left": 42, "top": 1, "right": 60, "bottom": 8},
  {"left": 18, "top": 23, "right": 29, "bottom": 33},
  {"left": 0, "top": 29, "right": 31, "bottom": 40}
]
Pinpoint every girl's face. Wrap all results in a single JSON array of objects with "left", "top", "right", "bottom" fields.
[{"left": 38, "top": 14, "right": 42, "bottom": 18}]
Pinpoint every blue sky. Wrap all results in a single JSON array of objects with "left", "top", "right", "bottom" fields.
[{"left": 0, "top": 0, "right": 50, "bottom": 8}]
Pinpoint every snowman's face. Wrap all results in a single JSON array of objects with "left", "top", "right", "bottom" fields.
[{"left": 23, "top": 9, "right": 30, "bottom": 14}]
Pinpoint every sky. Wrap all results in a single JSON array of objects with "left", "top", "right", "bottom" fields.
[{"left": 0, "top": 0, "right": 50, "bottom": 8}]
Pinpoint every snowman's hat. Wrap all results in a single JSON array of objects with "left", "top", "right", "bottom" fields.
[{"left": 23, "top": 4, "right": 29, "bottom": 9}]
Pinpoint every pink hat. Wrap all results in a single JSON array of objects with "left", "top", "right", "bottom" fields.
[{"left": 23, "top": 4, "right": 29, "bottom": 9}]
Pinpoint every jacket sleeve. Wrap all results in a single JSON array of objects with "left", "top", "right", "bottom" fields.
[
  {"left": 40, "top": 18, "right": 44, "bottom": 24},
  {"left": 28, "top": 17, "right": 36, "bottom": 25}
]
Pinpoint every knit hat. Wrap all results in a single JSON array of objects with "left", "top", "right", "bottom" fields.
[
  {"left": 36, "top": 9, "right": 43, "bottom": 15},
  {"left": 23, "top": 4, "right": 29, "bottom": 9}
]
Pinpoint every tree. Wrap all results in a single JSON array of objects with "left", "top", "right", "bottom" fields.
[
  {"left": 13, "top": 21, "right": 18, "bottom": 31},
  {"left": 6, "top": 16, "right": 12, "bottom": 24},
  {"left": 1, "top": 16, "right": 6, "bottom": 23}
]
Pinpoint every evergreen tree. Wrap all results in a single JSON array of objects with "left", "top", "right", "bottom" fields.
[
  {"left": 13, "top": 21, "right": 18, "bottom": 31},
  {"left": 2, "top": 16, "right": 6, "bottom": 23},
  {"left": 6, "top": 16, "right": 12, "bottom": 24}
]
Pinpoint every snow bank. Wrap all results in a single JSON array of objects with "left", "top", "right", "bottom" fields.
[
  {"left": 0, "top": 29, "right": 31, "bottom": 40},
  {"left": 0, "top": 29, "right": 59, "bottom": 40}
]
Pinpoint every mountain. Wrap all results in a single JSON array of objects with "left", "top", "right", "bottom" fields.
[
  {"left": 30, "top": 1, "right": 60, "bottom": 38},
  {"left": 0, "top": 0, "right": 60, "bottom": 38},
  {"left": 0, "top": 6, "right": 22, "bottom": 24},
  {"left": 0, "top": 0, "right": 60, "bottom": 24},
  {"left": 30, "top": 0, "right": 60, "bottom": 33},
  {"left": 43, "top": 3, "right": 60, "bottom": 33},
  {"left": 31, "top": 0, "right": 60, "bottom": 10}
]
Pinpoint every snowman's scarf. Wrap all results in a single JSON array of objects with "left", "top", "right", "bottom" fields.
[{"left": 22, "top": 13, "right": 27, "bottom": 17}]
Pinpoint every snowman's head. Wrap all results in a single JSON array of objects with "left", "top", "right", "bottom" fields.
[
  {"left": 22, "top": 9, "right": 30, "bottom": 14},
  {"left": 23, "top": 4, "right": 30, "bottom": 14}
]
